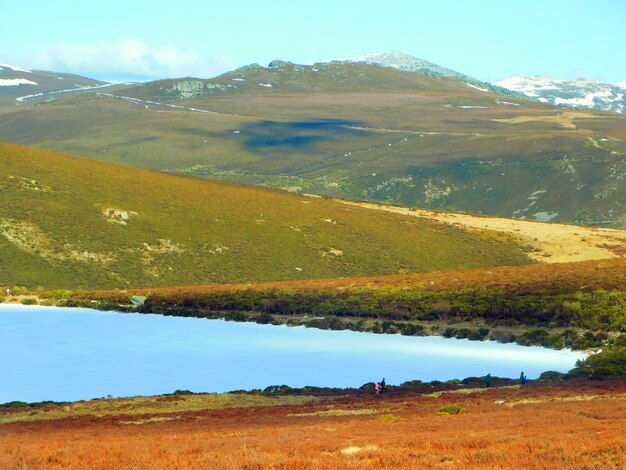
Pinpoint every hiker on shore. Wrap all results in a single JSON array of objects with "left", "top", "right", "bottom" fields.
[{"left": 485, "top": 373, "right": 492, "bottom": 388}]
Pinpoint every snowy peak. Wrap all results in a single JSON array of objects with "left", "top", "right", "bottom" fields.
[
  {"left": 496, "top": 75, "right": 625, "bottom": 113},
  {"left": 319, "top": 51, "right": 529, "bottom": 100},
  {"left": 321, "top": 51, "right": 469, "bottom": 80}
]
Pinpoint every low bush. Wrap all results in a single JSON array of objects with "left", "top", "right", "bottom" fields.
[
  {"left": 41, "top": 290, "right": 73, "bottom": 300},
  {"left": 437, "top": 404, "right": 464, "bottom": 415},
  {"left": 378, "top": 414, "right": 401, "bottom": 422},
  {"left": 539, "top": 371, "right": 564, "bottom": 381},
  {"left": 1, "top": 401, "right": 29, "bottom": 408},
  {"left": 567, "top": 347, "right": 626, "bottom": 378}
]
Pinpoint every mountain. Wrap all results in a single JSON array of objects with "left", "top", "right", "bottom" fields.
[
  {"left": 0, "top": 59, "right": 625, "bottom": 228},
  {"left": 496, "top": 75, "right": 626, "bottom": 114},
  {"left": 0, "top": 63, "right": 125, "bottom": 109},
  {"left": 321, "top": 51, "right": 526, "bottom": 98},
  {"left": 320, "top": 51, "right": 470, "bottom": 80},
  {"left": 0, "top": 142, "right": 533, "bottom": 290}
]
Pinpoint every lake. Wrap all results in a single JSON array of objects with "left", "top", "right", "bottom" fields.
[{"left": 0, "top": 304, "right": 586, "bottom": 403}]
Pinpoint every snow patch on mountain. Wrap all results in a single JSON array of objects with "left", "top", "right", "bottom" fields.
[
  {"left": 616, "top": 81, "right": 626, "bottom": 89},
  {"left": 0, "top": 63, "right": 32, "bottom": 73},
  {"left": 496, "top": 75, "right": 625, "bottom": 113},
  {"left": 466, "top": 83, "right": 489, "bottom": 92},
  {"left": 0, "top": 78, "right": 38, "bottom": 87},
  {"left": 554, "top": 89, "right": 616, "bottom": 107}
]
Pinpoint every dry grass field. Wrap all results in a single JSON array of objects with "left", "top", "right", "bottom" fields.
[
  {"left": 341, "top": 200, "right": 626, "bottom": 263},
  {"left": 1, "top": 379, "right": 624, "bottom": 469}
]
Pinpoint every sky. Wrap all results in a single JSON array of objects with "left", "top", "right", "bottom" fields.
[{"left": 1, "top": 0, "right": 625, "bottom": 83}]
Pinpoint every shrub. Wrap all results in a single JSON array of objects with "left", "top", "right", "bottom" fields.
[
  {"left": 224, "top": 311, "right": 247, "bottom": 322},
  {"left": 567, "top": 347, "right": 626, "bottom": 378},
  {"left": 437, "top": 404, "right": 464, "bottom": 415},
  {"left": 255, "top": 313, "right": 274, "bottom": 324},
  {"left": 41, "top": 289, "right": 73, "bottom": 300},
  {"left": 539, "top": 371, "right": 564, "bottom": 381},
  {"left": 1, "top": 401, "right": 29, "bottom": 408},
  {"left": 378, "top": 414, "right": 401, "bottom": 422},
  {"left": 20, "top": 298, "right": 37, "bottom": 305}
]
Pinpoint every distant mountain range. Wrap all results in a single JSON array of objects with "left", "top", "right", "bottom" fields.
[
  {"left": 496, "top": 75, "right": 626, "bottom": 114},
  {"left": 1, "top": 53, "right": 625, "bottom": 228},
  {"left": 0, "top": 63, "right": 110, "bottom": 108},
  {"left": 321, "top": 51, "right": 526, "bottom": 98}
]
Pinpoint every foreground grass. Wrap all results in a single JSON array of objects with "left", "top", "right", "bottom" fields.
[
  {"left": 1, "top": 379, "right": 624, "bottom": 469},
  {"left": 0, "top": 392, "right": 322, "bottom": 425}
]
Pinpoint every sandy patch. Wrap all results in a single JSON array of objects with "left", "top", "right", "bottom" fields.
[
  {"left": 505, "top": 393, "right": 626, "bottom": 407},
  {"left": 492, "top": 111, "right": 603, "bottom": 129},
  {"left": 340, "top": 444, "right": 379, "bottom": 455},
  {"left": 339, "top": 201, "right": 626, "bottom": 264},
  {"left": 289, "top": 408, "right": 378, "bottom": 418}
]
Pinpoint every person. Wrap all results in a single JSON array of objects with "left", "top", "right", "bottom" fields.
[
  {"left": 485, "top": 373, "right": 492, "bottom": 388},
  {"left": 520, "top": 372, "right": 527, "bottom": 385},
  {"left": 380, "top": 378, "right": 387, "bottom": 394},
  {"left": 374, "top": 382, "right": 381, "bottom": 395}
]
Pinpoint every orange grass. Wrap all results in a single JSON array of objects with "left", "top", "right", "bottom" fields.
[
  {"left": 1, "top": 380, "right": 625, "bottom": 469},
  {"left": 79, "top": 258, "right": 626, "bottom": 302}
]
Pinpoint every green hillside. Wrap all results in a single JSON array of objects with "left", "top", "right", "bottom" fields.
[
  {"left": 1, "top": 61, "right": 624, "bottom": 227},
  {"left": 0, "top": 142, "right": 532, "bottom": 290}
]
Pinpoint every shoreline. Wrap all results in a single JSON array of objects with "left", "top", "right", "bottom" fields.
[{"left": 1, "top": 303, "right": 590, "bottom": 405}]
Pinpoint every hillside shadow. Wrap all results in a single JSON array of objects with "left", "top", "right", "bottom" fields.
[{"left": 210, "top": 119, "right": 370, "bottom": 153}]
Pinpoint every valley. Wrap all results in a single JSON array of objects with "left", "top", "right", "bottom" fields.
[{"left": 0, "top": 42, "right": 625, "bottom": 470}]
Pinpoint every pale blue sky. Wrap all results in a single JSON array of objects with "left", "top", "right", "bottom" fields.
[{"left": 1, "top": 0, "right": 624, "bottom": 83}]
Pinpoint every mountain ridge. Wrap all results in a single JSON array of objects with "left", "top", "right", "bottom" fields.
[
  {"left": 320, "top": 51, "right": 528, "bottom": 99},
  {"left": 319, "top": 51, "right": 470, "bottom": 80},
  {"left": 496, "top": 75, "right": 626, "bottom": 114}
]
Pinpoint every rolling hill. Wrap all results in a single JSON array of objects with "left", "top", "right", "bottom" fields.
[
  {"left": 0, "top": 63, "right": 114, "bottom": 109},
  {"left": 0, "top": 142, "right": 533, "bottom": 290},
  {"left": 0, "top": 57, "right": 625, "bottom": 227}
]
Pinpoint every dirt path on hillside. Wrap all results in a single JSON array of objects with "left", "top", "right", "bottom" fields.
[
  {"left": 491, "top": 111, "right": 604, "bottom": 129},
  {"left": 340, "top": 201, "right": 626, "bottom": 263}
]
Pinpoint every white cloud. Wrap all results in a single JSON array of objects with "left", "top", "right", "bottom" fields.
[{"left": 25, "top": 38, "right": 232, "bottom": 81}]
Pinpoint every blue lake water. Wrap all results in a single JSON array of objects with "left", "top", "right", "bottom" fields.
[{"left": 0, "top": 304, "right": 586, "bottom": 403}]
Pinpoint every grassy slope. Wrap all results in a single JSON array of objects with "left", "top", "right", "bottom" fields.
[
  {"left": 0, "top": 62, "right": 624, "bottom": 226},
  {"left": 0, "top": 142, "right": 531, "bottom": 290},
  {"left": 95, "top": 258, "right": 626, "bottom": 296}
]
